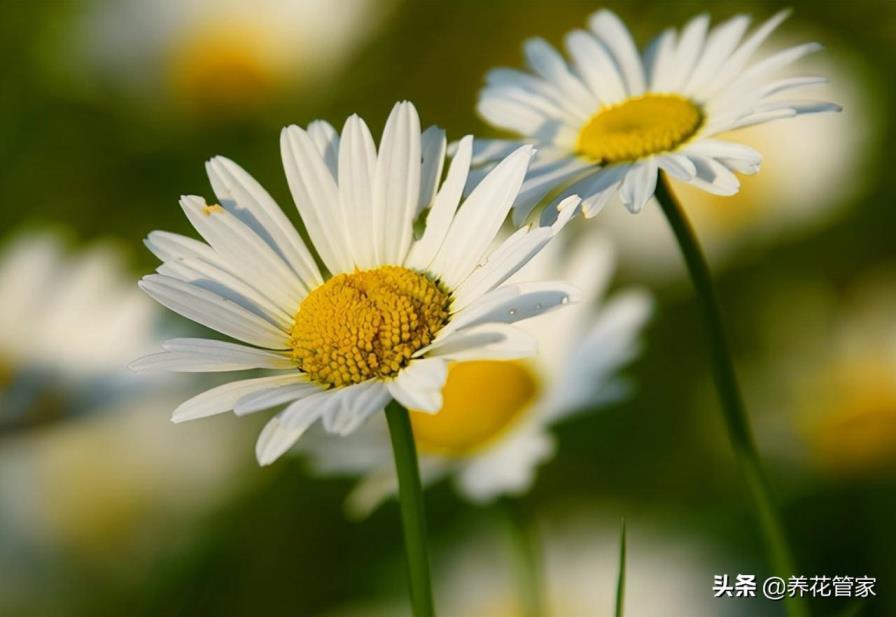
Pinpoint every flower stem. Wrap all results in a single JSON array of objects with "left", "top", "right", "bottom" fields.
[
  {"left": 499, "top": 498, "right": 545, "bottom": 617},
  {"left": 385, "top": 400, "right": 436, "bottom": 617},
  {"left": 654, "top": 174, "right": 807, "bottom": 617}
]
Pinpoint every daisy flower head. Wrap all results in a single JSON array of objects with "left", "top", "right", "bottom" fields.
[
  {"left": 133, "top": 101, "right": 583, "bottom": 466},
  {"left": 300, "top": 236, "right": 652, "bottom": 515},
  {"left": 475, "top": 9, "right": 841, "bottom": 222}
]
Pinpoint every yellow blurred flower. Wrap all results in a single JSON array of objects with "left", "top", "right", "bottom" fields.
[
  {"left": 753, "top": 275, "right": 896, "bottom": 476},
  {"left": 72, "top": 0, "right": 387, "bottom": 114}
]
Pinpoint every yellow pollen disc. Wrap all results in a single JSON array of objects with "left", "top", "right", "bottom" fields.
[
  {"left": 291, "top": 266, "right": 451, "bottom": 388},
  {"left": 577, "top": 94, "right": 704, "bottom": 163},
  {"left": 803, "top": 363, "right": 896, "bottom": 474},
  {"left": 168, "top": 23, "right": 284, "bottom": 113},
  {"left": 411, "top": 360, "right": 540, "bottom": 457}
]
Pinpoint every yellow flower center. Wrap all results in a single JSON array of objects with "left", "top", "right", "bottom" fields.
[
  {"left": 577, "top": 94, "right": 704, "bottom": 163},
  {"left": 291, "top": 266, "right": 451, "bottom": 388},
  {"left": 168, "top": 23, "right": 285, "bottom": 113},
  {"left": 803, "top": 363, "right": 896, "bottom": 474},
  {"left": 411, "top": 360, "right": 540, "bottom": 456}
]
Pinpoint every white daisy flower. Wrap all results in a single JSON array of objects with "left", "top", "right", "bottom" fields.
[
  {"left": 299, "top": 237, "right": 652, "bottom": 516},
  {"left": 597, "top": 52, "right": 870, "bottom": 277},
  {"left": 474, "top": 9, "right": 841, "bottom": 222},
  {"left": 73, "top": 0, "right": 385, "bottom": 112},
  {"left": 133, "top": 101, "right": 582, "bottom": 466},
  {"left": 0, "top": 232, "right": 158, "bottom": 429}
]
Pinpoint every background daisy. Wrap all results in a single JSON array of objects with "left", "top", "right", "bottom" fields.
[
  {"left": 63, "top": 0, "right": 387, "bottom": 115},
  {"left": 300, "top": 237, "right": 652, "bottom": 516},
  {"left": 0, "top": 231, "right": 159, "bottom": 432},
  {"left": 134, "top": 101, "right": 581, "bottom": 466},
  {"left": 474, "top": 9, "right": 841, "bottom": 221},
  {"left": 594, "top": 51, "right": 876, "bottom": 278}
]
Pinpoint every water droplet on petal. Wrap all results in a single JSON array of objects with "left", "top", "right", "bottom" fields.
[
  {"left": 561, "top": 296, "right": 570, "bottom": 305},
  {"left": 534, "top": 303, "right": 543, "bottom": 310},
  {"left": 508, "top": 308, "right": 517, "bottom": 316}
]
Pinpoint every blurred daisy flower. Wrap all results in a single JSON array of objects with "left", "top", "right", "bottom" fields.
[
  {"left": 597, "top": 52, "right": 873, "bottom": 277},
  {"left": 320, "top": 515, "right": 721, "bottom": 617},
  {"left": 0, "top": 392, "right": 244, "bottom": 567},
  {"left": 0, "top": 232, "right": 158, "bottom": 433},
  {"left": 753, "top": 276, "right": 896, "bottom": 476},
  {"left": 72, "top": 0, "right": 385, "bottom": 114},
  {"left": 301, "top": 238, "right": 652, "bottom": 516},
  {"left": 134, "top": 101, "right": 582, "bottom": 466},
  {"left": 474, "top": 9, "right": 840, "bottom": 222}
]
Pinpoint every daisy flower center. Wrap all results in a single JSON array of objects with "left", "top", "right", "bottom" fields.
[
  {"left": 168, "top": 23, "right": 282, "bottom": 111},
  {"left": 290, "top": 266, "right": 451, "bottom": 388},
  {"left": 411, "top": 360, "right": 540, "bottom": 456},
  {"left": 577, "top": 94, "right": 704, "bottom": 163},
  {"left": 804, "top": 365, "right": 896, "bottom": 474}
]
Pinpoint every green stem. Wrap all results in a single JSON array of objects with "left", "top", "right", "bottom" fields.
[
  {"left": 499, "top": 498, "right": 545, "bottom": 617},
  {"left": 614, "top": 520, "right": 626, "bottom": 617},
  {"left": 385, "top": 401, "right": 436, "bottom": 617},
  {"left": 654, "top": 175, "right": 807, "bottom": 617}
]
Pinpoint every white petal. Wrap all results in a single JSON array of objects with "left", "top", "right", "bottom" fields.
[
  {"left": 682, "top": 154, "right": 740, "bottom": 195},
  {"left": 372, "top": 101, "right": 422, "bottom": 264},
  {"left": 418, "top": 125, "right": 447, "bottom": 215},
  {"left": 510, "top": 155, "right": 590, "bottom": 226},
  {"left": 645, "top": 28, "right": 677, "bottom": 91},
  {"left": 386, "top": 358, "right": 447, "bottom": 413},
  {"left": 588, "top": 10, "right": 646, "bottom": 95},
  {"left": 131, "top": 338, "right": 295, "bottom": 373},
  {"left": 172, "top": 374, "right": 303, "bottom": 423},
  {"left": 667, "top": 13, "right": 710, "bottom": 90},
  {"left": 685, "top": 139, "right": 762, "bottom": 167},
  {"left": 470, "top": 138, "right": 526, "bottom": 165},
  {"left": 428, "top": 145, "right": 534, "bottom": 287},
  {"left": 655, "top": 153, "right": 697, "bottom": 180},
  {"left": 444, "top": 281, "right": 580, "bottom": 335},
  {"left": 456, "top": 429, "right": 555, "bottom": 503},
  {"left": 281, "top": 124, "right": 353, "bottom": 274},
  {"left": 145, "top": 230, "right": 216, "bottom": 263},
  {"left": 420, "top": 323, "right": 537, "bottom": 361},
  {"left": 338, "top": 114, "right": 379, "bottom": 269},
  {"left": 405, "top": 136, "right": 473, "bottom": 270},
  {"left": 180, "top": 196, "right": 304, "bottom": 311},
  {"left": 323, "top": 381, "right": 391, "bottom": 436},
  {"left": 205, "top": 157, "right": 323, "bottom": 288},
  {"left": 619, "top": 160, "right": 659, "bottom": 213},
  {"left": 157, "top": 256, "right": 292, "bottom": 330},
  {"left": 307, "top": 119, "right": 340, "bottom": 176},
  {"left": 454, "top": 196, "right": 580, "bottom": 309},
  {"left": 477, "top": 89, "right": 550, "bottom": 137},
  {"left": 139, "top": 274, "right": 287, "bottom": 349},
  {"left": 685, "top": 15, "right": 750, "bottom": 96},
  {"left": 234, "top": 380, "right": 322, "bottom": 415},
  {"left": 708, "top": 9, "right": 791, "bottom": 96},
  {"left": 256, "top": 392, "right": 332, "bottom": 465},
  {"left": 523, "top": 38, "right": 595, "bottom": 119},
  {"left": 564, "top": 29, "right": 627, "bottom": 105}
]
